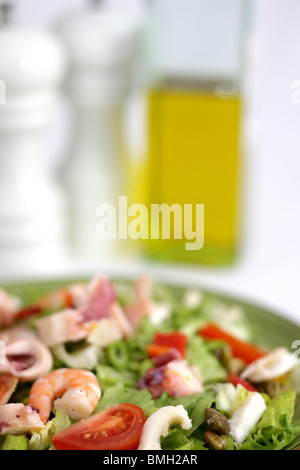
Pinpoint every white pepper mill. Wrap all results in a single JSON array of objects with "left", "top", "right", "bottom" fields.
[
  {"left": 0, "top": 4, "right": 68, "bottom": 279},
  {"left": 59, "top": 2, "right": 141, "bottom": 263}
]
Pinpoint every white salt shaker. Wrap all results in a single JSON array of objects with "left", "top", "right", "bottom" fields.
[
  {"left": 0, "top": 9, "right": 68, "bottom": 278},
  {"left": 59, "top": 3, "right": 141, "bottom": 263}
]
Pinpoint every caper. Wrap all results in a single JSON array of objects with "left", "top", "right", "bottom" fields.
[
  {"left": 203, "top": 430, "right": 229, "bottom": 450},
  {"left": 215, "top": 344, "right": 231, "bottom": 365},
  {"left": 205, "top": 408, "right": 230, "bottom": 435},
  {"left": 215, "top": 344, "right": 245, "bottom": 375}
]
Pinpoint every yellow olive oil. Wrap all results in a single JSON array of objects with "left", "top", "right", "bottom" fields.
[{"left": 143, "top": 83, "right": 242, "bottom": 265}]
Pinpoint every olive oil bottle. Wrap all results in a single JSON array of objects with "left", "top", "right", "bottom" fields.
[
  {"left": 145, "top": 82, "right": 241, "bottom": 264},
  {"left": 140, "top": 0, "right": 247, "bottom": 265}
]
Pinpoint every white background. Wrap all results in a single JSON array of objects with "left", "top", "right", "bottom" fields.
[{"left": 4, "top": 0, "right": 300, "bottom": 325}]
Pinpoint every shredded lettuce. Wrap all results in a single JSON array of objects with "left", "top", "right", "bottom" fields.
[
  {"left": 94, "top": 381, "right": 156, "bottom": 417},
  {"left": 177, "top": 437, "right": 208, "bottom": 450},
  {"left": 28, "top": 409, "right": 71, "bottom": 451},
  {"left": 154, "top": 391, "right": 215, "bottom": 439},
  {"left": 186, "top": 336, "right": 227, "bottom": 383},
  {"left": 130, "top": 390, "right": 216, "bottom": 450},
  {"left": 96, "top": 363, "right": 138, "bottom": 389},
  {"left": 238, "top": 390, "right": 300, "bottom": 450},
  {"left": 215, "top": 383, "right": 236, "bottom": 415},
  {"left": 230, "top": 384, "right": 249, "bottom": 415},
  {"left": 160, "top": 428, "right": 210, "bottom": 451},
  {"left": 160, "top": 428, "right": 190, "bottom": 450},
  {"left": 1, "top": 434, "right": 29, "bottom": 450},
  {"left": 28, "top": 421, "right": 54, "bottom": 450},
  {"left": 238, "top": 414, "right": 300, "bottom": 450},
  {"left": 255, "top": 389, "right": 296, "bottom": 430}
]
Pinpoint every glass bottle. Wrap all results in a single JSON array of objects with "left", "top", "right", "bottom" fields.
[{"left": 141, "top": 0, "right": 249, "bottom": 265}]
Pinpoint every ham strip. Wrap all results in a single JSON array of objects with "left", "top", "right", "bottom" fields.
[{"left": 78, "top": 275, "right": 117, "bottom": 323}]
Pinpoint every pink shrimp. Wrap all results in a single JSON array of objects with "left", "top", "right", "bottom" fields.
[{"left": 28, "top": 368, "right": 101, "bottom": 423}]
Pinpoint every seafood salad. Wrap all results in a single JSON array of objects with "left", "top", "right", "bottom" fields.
[{"left": 0, "top": 273, "right": 299, "bottom": 450}]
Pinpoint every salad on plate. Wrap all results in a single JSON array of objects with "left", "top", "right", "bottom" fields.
[{"left": 0, "top": 273, "right": 299, "bottom": 451}]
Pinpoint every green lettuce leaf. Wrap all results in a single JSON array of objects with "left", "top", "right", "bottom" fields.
[
  {"left": 238, "top": 390, "right": 300, "bottom": 450},
  {"left": 96, "top": 363, "right": 138, "bottom": 389},
  {"left": 155, "top": 391, "right": 215, "bottom": 436},
  {"left": 94, "top": 381, "right": 156, "bottom": 417},
  {"left": 238, "top": 414, "right": 300, "bottom": 450},
  {"left": 185, "top": 336, "right": 227, "bottom": 383},
  {"left": 255, "top": 389, "right": 295, "bottom": 430},
  {"left": 1, "top": 434, "right": 29, "bottom": 450},
  {"left": 29, "top": 409, "right": 71, "bottom": 450}
]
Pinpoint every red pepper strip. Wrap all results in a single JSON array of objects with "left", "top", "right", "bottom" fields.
[
  {"left": 15, "top": 289, "right": 74, "bottom": 321},
  {"left": 146, "top": 344, "right": 172, "bottom": 358},
  {"left": 15, "top": 305, "right": 43, "bottom": 321},
  {"left": 38, "top": 289, "right": 74, "bottom": 310},
  {"left": 148, "top": 331, "right": 188, "bottom": 358},
  {"left": 228, "top": 372, "right": 258, "bottom": 392},
  {"left": 198, "top": 323, "right": 266, "bottom": 365}
]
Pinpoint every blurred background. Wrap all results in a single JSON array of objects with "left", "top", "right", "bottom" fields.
[{"left": 0, "top": 0, "right": 299, "bottom": 324}]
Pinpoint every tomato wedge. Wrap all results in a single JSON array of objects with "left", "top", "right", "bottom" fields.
[
  {"left": 0, "top": 374, "right": 18, "bottom": 406},
  {"left": 147, "top": 331, "right": 188, "bottom": 359},
  {"left": 198, "top": 323, "right": 266, "bottom": 364},
  {"left": 51, "top": 404, "right": 146, "bottom": 450}
]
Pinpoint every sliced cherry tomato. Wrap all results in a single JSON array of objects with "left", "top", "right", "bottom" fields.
[
  {"left": 51, "top": 404, "right": 146, "bottom": 450},
  {"left": 228, "top": 372, "right": 258, "bottom": 392},
  {"left": 0, "top": 374, "right": 18, "bottom": 406},
  {"left": 147, "top": 331, "right": 188, "bottom": 359},
  {"left": 198, "top": 323, "right": 266, "bottom": 364}
]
